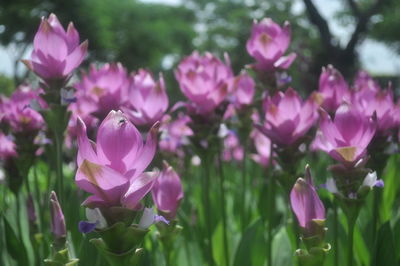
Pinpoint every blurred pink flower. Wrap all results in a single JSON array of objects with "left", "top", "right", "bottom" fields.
[
  {"left": 246, "top": 18, "right": 296, "bottom": 71},
  {"left": 250, "top": 129, "right": 272, "bottom": 167},
  {"left": 75, "top": 110, "right": 159, "bottom": 209},
  {"left": 123, "top": 69, "right": 168, "bottom": 127},
  {"left": 74, "top": 63, "right": 131, "bottom": 120},
  {"left": 222, "top": 131, "right": 244, "bottom": 162},
  {"left": 317, "top": 65, "right": 350, "bottom": 113},
  {"left": 23, "top": 14, "right": 87, "bottom": 83},
  {"left": 0, "top": 132, "right": 17, "bottom": 159},
  {"left": 175, "top": 51, "right": 233, "bottom": 114},
  {"left": 50, "top": 191, "right": 66, "bottom": 239},
  {"left": 159, "top": 114, "right": 193, "bottom": 156}
]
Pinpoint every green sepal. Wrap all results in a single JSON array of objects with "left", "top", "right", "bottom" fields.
[
  {"left": 96, "top": 222, "right": 149, "bottom": 254},
  {"left": 296, "top": 243, "right": 331, "bottom": 266},
  {"left": 44, "top": 247, "right": 79, "bottom": 266},
  {"left": 156, "top": 220, "right": 183, "bottom": 249},
  {"left": 301, "top": 219, "right": 326, "bottom": 249},
  {"left": 100, "top": 206, "right": 138, "bottom": 226},
  {"left": 41, "top": 104, "right": 71, "bottom": 136},
  {"left": 90, "top": 238, "right": 144, "bottom": 266}
]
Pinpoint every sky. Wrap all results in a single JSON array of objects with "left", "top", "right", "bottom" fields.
[{"left": 1, "top": 0, "right": 399, "bottom": 77}]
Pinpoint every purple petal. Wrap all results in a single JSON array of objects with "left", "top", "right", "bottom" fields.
[{"left": 78, "top": 221, "right": 97, "bottom": 234}]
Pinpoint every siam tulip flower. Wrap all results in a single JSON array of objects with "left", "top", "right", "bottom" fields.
[
  {"left": 246, "top": 18, "right": 296, "bottom": 71},
  {"left": 312, "top": 104, "right": 376, "bottom": 165},
  {"left": 229, "top": 71, "right": 255, "bottom": 109},
  {"left": 122, "top": 69, "right": 169, "bottom": 127},
  {"left": 222, "top": 131, "right": 244, "bottom": 162},
  {"left": 0, "top": 85, "right": 46, "bottom": 133},
  {"left": 290, "top": 165, "right": 325, "bottom": 237},
  {"left": 22, "top": 14, "right": 88, "bottom": 84},
  {"left": 318, "top": 65, "right": 350, "bottom": 113},
  {"left": 258, "top": 88, "right": 318, "bottom": 146},
  {"left": 352, "top": 88, "right": 397, "bottom": 134},
  {"left": 250, "top": 129, "right": 272, "bottom": 167},
  {"left": 74, "top": 63, "right": 131, "bottom": 120},
  {"left": 151, "top": 162, "right": 184, "bottom": 220},
  {"left": 50, "top": 191, "right": 66, "bottom": 239},
  {"left": 75, "top": 110, "right": 159, "bottom": 209},
  {"left": 0, "top": 132, "right": 17, "bottom": 159},
  {"left": 175, "top": 51, "right": 233, "bottom": 114},
  {"left": 159, "top": 114, "right": 193, "bottom": 156},
  {"left": 353, "top": 70, "right": 381, "bottom": 93}
]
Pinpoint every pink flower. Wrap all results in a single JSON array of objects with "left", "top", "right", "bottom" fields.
[
  {"left": 353, "top": 71, "right": 381, "bottom": 93},
  {"left": 290, "top": 166, "right": 325, "bottom": 237},
  {"left": 246, "top": 18, "right": 296, "bottom": 71},
  {"left": 0, "top": 85, "right": 45, "bottom": 133},
  {"left": 175, "top": 51, "right": 233, "bottom": 114},
  {"left": 123, "top": 69, "right": 169, "bottom": 126},
  {"left": 312, "top": 104, "right": 376, "bottom": 165},
  {"left": 0, "top": 132, "right": 17, "bottom": 159},
  {"left": 152, "top": 162, "right": 184, "bottom": 220},
  {"left": 318, "top": 65, "right": 350, "bottom": 113},
  {"left": 229, "top": 71, "right": 255, "bottom": 108},
  {"left": 159, "top": 114, "right": 193, "bottom": 156},
  {"left": 75, "top": 110, "right": 159, "bottom": 209},
  {"left": 23, "top": 14, "right": 87, "bottom": 83},
  {"left": 258, "top": 88, "right": 318, "bottom": 146},
  {"left": 50, "top": 191, "right": 66, "bottom": 239},
  {"left": 74, "top": 63, "right": 131, "bottom": 120},
  {"left": 250, "top": 129, "right": 272, "bottom": 167},
  {"left": 222, "top": 131, "right": 244, "bottom": 162}
]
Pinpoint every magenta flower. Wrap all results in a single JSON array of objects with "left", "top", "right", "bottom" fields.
[
  {"left": 0, "top": 132, "right": 17, "bottom": 159},
  {"left": 353, "top": 70, "right": 381, "bottom": 93},
  {"left": 50, "top": 191, "right": 66, "bottom": 239},
  {"left": 222, "top": 131, "right": 244, "bottom": 162},
  {"left": 0, "top": 85, "right": 46, "bottom": 133},
  {"left": 290, "top": 166, "right": 325, "bottom": 237},
  {"left": 230, "top": 71, "right": 255, "bottom": 108},
  {"left": 353, "top": 89, "right": 397, "bottom": 134},
  {"left": 74, "top": 63, "right": 131, "bottom": 120},
  {"left": 258, "top": 88, "right": 318, "bottom": 146},
  {"left": 318, "top": 65, "right": 350, "bottom": 113},
  {"left": 151, "top": 162, "right": 184, "bottom": 220},
  {"left": 250, "top": 129, "right": 272, "bottom": 167},
  {"left": 75, "top": 110, "right": 159, "bottom": 209},
  {"left": 123, "top": 69, "right": 169, "bottom": 127},
  {"left": 159, "top": 114, "right": 193, "bottom": 156},
  {"left": 23, "top": 14, "right": 87, "bottom": 83},
  {"left": 175, "top": 51, "right": 233, "bottom": 114},
  {"left": 246, "top": 18, "right": 296, "bottom": 71},
  {"left": 312, "top": 104, "right": 376, "bottom": 165}
]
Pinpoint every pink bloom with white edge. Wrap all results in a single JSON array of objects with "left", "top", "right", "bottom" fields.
[
  {"left": 23, "top": 14, "right": 87, "bottom": 82},
  {"left": 318, "top": 65, "right": 351, "bottom": 113},
  {"left": 311, "top": 104, "right": 376, "bottom": 165},
  {"left": 75, "top": 110, "right": 160, "bottom": 209},
  {"left": 74, "top": 63, "right": 131, "bottom": 120},
  {"left": 175, "top": 51, "right": 233, "bottom": 114},
  {"left": 1, "top": 85, "right": 46, "bottom": 133},
  {"left": 258, "top": 88, "right": 318, "bottom": 146},
  {"left": 122, "top": 69, "right": 169, "bottom": 126},
  {"left": 152, "top": 162, "right": 184, "bottom": 220},
  {"left": 246, "top": 18, "right": 296, "bottom": 71}
]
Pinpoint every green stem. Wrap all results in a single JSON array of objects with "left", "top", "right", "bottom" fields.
[
  {"left": 371, "top": 189, "right": 380, "bottom": 248},
  {"left": 201, "top": 152, "right": 214, "bottom": 266},
  {"left": 54, "top": 131, "right": 64, "bottom": 204},
  {"left": 240, "top": 142, "right": 248, "bottom": 233},
  {"left": 346, "top": 216, "right": 356, "bottom": 266},
  {"left": 266, "top": 172, "right": 275, "bottom": 266},
  {"left": 333, "top": 204, "right": 339, "bottom": 266},
  {"left": 217, "top": 149, "right": 230, "bottom": 266},
  {"left": 15, "top": 192, "right": 23, "bottom": 239}
]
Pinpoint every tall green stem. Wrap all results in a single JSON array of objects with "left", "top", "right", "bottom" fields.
[
  {"left": 266, "top": 172, "right": 275, "bottom": 266},
  {"left": 333, "top": 204, "right": 339, "bottom": 266},
  {"left": 54, "top": 131, "right": 64, "bottom": 204},
  {"left": 201, "top": 152, "right": 214, "bottom": 266},
  {"left": 346, "top": 216, "right": 356, "bottom": 266},
  {"left": 240, "top": 141, "right": 248, "bottom": 233},
  {"left": 217, "top": 149, "right": 230, "bottom": 266}
]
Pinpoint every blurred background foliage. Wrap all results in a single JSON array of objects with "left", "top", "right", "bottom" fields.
[{"left": 0, "top": 0, "right": 399, "bottom": 95}]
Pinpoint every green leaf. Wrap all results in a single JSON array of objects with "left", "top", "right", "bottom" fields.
[
  {"left": 353, "top": 223, "right": 369, "bottom": 265},
  {"left": 371, "top": 222, "right": 397, "bottom": 266},
  {"left": 380, "top": 154, "right": 400, "bottom": 221},
  {"left": 272, "top": 227, "right": 294, "bottom": 266},
  {"left": 233, "top": 219, "right": 266, "bottom": 266},
  {"left": 3, "top": 217, "right": 29, "bottom": 265}
]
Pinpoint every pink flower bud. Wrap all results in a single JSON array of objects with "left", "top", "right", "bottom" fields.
[
  {"left": 152, "top": 162, "right": 184, "bottom": 220},
  {"left": 50, "top": 191, "right": 66, "bottom": 238}
]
